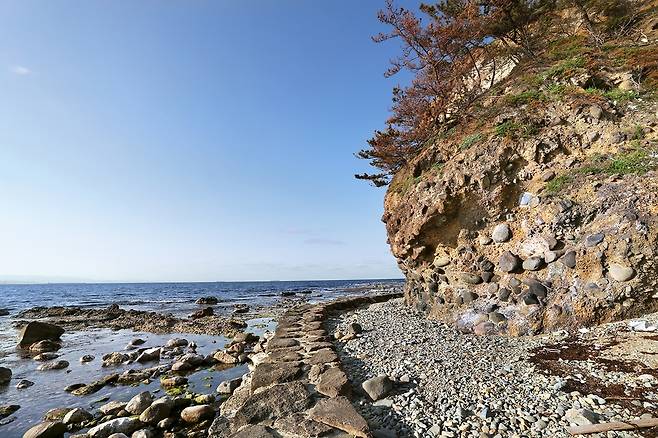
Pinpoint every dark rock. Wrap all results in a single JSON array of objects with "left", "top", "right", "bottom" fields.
[
  {"left": 525, "top": 279, "right": 548, "bottom": 298},
  {"left": 0, "top": 367, "right": 11, "bottom": 384},
  {"left": 37, "top": 360, "right": 69, "bottom": 371},
  {"left": 497, "top": 288, "right": 511, "bottom": 302},
  {"left": 216, "top": 377, "right": 242, "bottom": 395},
  {"left": 29, "top": 340, "right": 61, "bottom": 353},
  {"left": 232, "top": 381, "right": 312, "bottom": 429},
  {"left": 0, "top": 404, "right": 19, "bottom": 419},
  {"left": 250, "top": 362, "right": 302, "bottom": 392},
  {"left": 18, "top": 322, "right": 64, "bottom": 348},
  {"left": 461, "top": 291, "right": 479, "bottom": 304},
  {"left": 524, "top": 293, "right": 540, "bottom": 305},
  {"left": 195, "top": 296, "right": 219, "bottom": 305},
  {"left": 585, "top": 233, "right": 604, "bottom": 247},
  {"left": 190, "top": 307, "right": 213, "bottom": 319}
]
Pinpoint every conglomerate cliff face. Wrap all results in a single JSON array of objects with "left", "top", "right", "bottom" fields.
[{"left": 383, "top": 82, "right": 658, "bottom": 335}]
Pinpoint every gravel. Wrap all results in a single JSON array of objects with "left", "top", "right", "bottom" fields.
[{"left": 328, "top": 298, "right": 648, "bottom": 438}]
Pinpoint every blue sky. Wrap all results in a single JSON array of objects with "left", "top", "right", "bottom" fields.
[{"left": 0, "top": 1, "right": 417, "bottom": 282}]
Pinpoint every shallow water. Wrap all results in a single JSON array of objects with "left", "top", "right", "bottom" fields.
[{"left": 0, "top": 318, "right": 274, "bottom": 437}]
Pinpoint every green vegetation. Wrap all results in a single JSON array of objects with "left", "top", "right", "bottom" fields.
[
  {"left": 545, "top": 175, "right": 573, "bottom": 194},
  {"left": 585, "top": 87, "right": 640, "bottom": 102},
  {"left": 494, "top": 121, "right": 539, "bottom": 139},
  {"left": 630, "top": 125, "right": 645, "bottom": 140},
  {"left": 540, "top": 57, "right": 586, "bottom": 81},
  {"left": 578, "top": 147, "right": 655, "bottom": 176},
  {"left": 459, "top": 133, "right": 483, "bottom": 150},
  {"left": 505, "top": 90, "right": 545, "bottom": 106}
]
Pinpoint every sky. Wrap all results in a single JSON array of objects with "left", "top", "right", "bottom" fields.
[{"left": 0, "top": 1, "right": 418, "bottom": 283}]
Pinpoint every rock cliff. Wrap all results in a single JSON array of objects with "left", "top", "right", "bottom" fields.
[{"left": 383, "top": 34, "right": 658, "bottom": 335}]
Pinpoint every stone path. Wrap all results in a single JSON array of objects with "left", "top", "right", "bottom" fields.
[{"left": 208, "top": 292, "right": 401, "bottom": 437}]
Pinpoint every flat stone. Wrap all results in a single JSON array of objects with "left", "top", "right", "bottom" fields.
[
  {"left": 37, "top": 360, "right": 69, "bottom": 371},
  {"left": 229, "top": 425, "right": 276, "bottom": 438},
  {"left": 305, "top": 348, "right": 339, "bottom": 366},
  {"left": 362, "top": 375, "right": 393, "bottom": 401},
  {"left": 250, "top": 362, "right": 302, "bottom": 392},
  {"left": 317, "top": 366, "right": 351, "bottom": 398},
  {"left": 609, "top": 263, "right": 634, "bottom": 282},
  {"left": 564, "top": 408, "right": 599, "bottom": 426},
  {"left": 309, "top": 396, "right": 370, "bottom": 438},
  {"left": 232, "top": 381, "right": 312, "bottom": 429},
  {"left": 23, "top": 421, "right": 66, "bottom": 438},
  {"left": 62, "top": 408, "right": 92, "bottom": 425},
  {"left": 273, "top": 413, "right": 335, "bottom": 438},
  {"left": 263, "top": 349, "right": 303, "bottom": 363},
  {"left": 266, "top": 338, "right": 299, "bottom": 351}
]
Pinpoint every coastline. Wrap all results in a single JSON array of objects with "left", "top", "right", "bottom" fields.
[{"left": 0, "top": 281, "right": 402, "bottom": 438}]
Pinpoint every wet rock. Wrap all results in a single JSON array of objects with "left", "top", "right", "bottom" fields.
[
  {"left": 18, "top": 321, "right": 64, "bottom": 348},
  {"left": 216, "top": 378, "right": 242, "bottom": 395},
  {"left": 16, "top": 379, "right": 33, "bottom": 389},
  {"left": 0, "top": 308, "right": 9, "bottom": 316},
  {"left": 34, "top": 352, "right": 60, "bottom": 361},
  {"left": 64, "top": 383, "right": 86, "bottom": 393},
  {"left": 43, "top": 408, "right": 72, "bottom": 421},
  {"left": 317, "top": 366, "right": 351, "bottom": 398},
  {"left": 23, "top": 421, "right": 66, "bottom": 438},
  {"left": 0, "top": 404, "right": 19, "bottom": 419},
  {"left": 492, "top": 223, "right": 511, "bottom": 243},
  {"left": 99, "top": 401, "right": 127, "bottom": 416},
  {"left": 180, "top": 405, "right": 215, "bottom": 423},
  {"left": 136, "top": 348, "right": 160, "bottom": 363},
  {"left": 190, "top": 307, "right": 213, "bottom": 319},
  {"left": 362, "top": 375, "right": 393, "bottom": 401},
  {"left": 232, "top": 332, "right": 258, "bottom": 344},
  {"left": 37, "top": 360, "right": 69, "bottom": 371},
  {"left": 499, "top": 251, "right": 520, "bottom": 273},
  {"left": 213, "top": 351, "right": 239, "bottom": 364},
  {"left": 609, "top": 263, "right": 634, "bottom": 282},
  {"left": 88, "top": 417, "right": 141, "bottom": 438},
  {"left": 102, "top": 352, "right": 129, "bottom": 367},
  {"left": 233, "top": 304, "right": 249, "bottom": 314},
  {"left": 309, "top": 396, "right": 370, "bottom": 438},
  {"left": 80, "top": 355, "right": 95, "bottom": 363},
  {"left": 29, "top": 340, "right": 61, "bottom": 353},
  {"left": 0, "top": 367, "right": 11, "bottom": 384},
  {"left": 139, "top": 398, "right": 172, "bottom": 424},
  {"left": 195, "top": 296, "right": 219, "bottom": 305},
  {"left": 165, "top": 338, "right": 188, "bottom": 348},
  {"left": 63, "top": 408, "right": 93, "bottom": 425},
  {"left": 160, "top": 376, "right": 187, "bottom": 388}
]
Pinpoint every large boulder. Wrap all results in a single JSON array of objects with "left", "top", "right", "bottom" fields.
[
  {"left": 362, "top": 375, "right": 393, "bottom": 401},
  {"left": 22, "top": 421, "right": 66, "bottom": 438},
  {"left": 180, "top": 405, "right": 215, "bottom": 423},
  {"left": 125, "top": 391, "right": 153, "bottom": 415},
  {"left": 87, "top": 417, "right": 141, "bottom": 438},
  {"left": 18, "top": 322, "right": 64, "bottom": 347}
]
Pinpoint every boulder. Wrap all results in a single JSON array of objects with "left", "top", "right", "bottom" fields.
[
  {"left": 499, "top": 251, "right": 520, "bottom": 273},
  {"left": 232, "top": 381, "right": 312, "bottom": 429},
  {"left": 125, "top": 392, "right": 153, "bottom": 415},
  {"left": 180, "top": 405, "right": 215, "bottom": 423},
  {"left": 190, "top": 307, "right": 213, "bottom": 319},
  {"left": 99, "top": 401, "right": 127, "bottom": 416},
  {"left": 213, "top": 351, "right": 239, "bottom": 364},
  {"left": 139, "top": 399, "right": 172, "bottom": 424},
  {"left": 23, "top": 421, "right": 66, "bottom": 438},
  {"left": 62, "top": 408, "right": 92, "bottom": 425},
  {"left": 0, "top": 404, "right": 20, "bottom": 419},
  {"left": 37, "top": 360, "right": 69, "bottom": 371},
  {"left": 216, "top": 378, "right": 242, "bottom": 395},
  {"left": 33, "top": 353, "right": 59, "bottom": 361},
  {"left": 102, "top": 352, "right": 129, "bottom": 367},
  {"left": 18, "top": 322, "right": 64, "bottom": 347},
  {"left": 29, "top": 340, "right": 61, "bottom": 353},
  {"left": 362, "top": 375, "right": 393, "bottom": 401},
  {"left": 309, "top": 396, "right": 370, "bottom": 438},
  {"left": 16, "top": 379, "right": 34, "bottom": 389},
  {"left": 0, "top": 367, "right": 11, "bottom": 384},
  {"left": 165, "top": 338, "right": 188, "bottom": 348},
  {"left": 250, "top": 362, "right": 302, "bottom": 392},
  {"left": 195, "top": 296, "right": 219, "bottom": 305},
  {"left": 136, "top": 348, "right": 160, "bottom": 363},
  {"left": 80, "top": 355, "right": 95, "bottom": 363},
  {"left": 87, "top": 417, "right": 141, "bottom": 438}
]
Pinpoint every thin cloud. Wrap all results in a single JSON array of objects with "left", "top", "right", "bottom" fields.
[{"left": 10, "top": 65, "right": 32, "bottom": 76}]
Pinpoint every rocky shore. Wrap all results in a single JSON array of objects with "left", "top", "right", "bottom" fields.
[{"left": 330, "top": 298, "right": 658, "bottom": 438}]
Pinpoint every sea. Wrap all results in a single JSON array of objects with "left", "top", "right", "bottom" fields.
[{"left": 0, "top": 279, "right": 402, "bottom": 436}]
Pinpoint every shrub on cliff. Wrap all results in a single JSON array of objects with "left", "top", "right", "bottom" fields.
[{"left": 356, "top": 0, "right": 654, "bottom": 187}]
